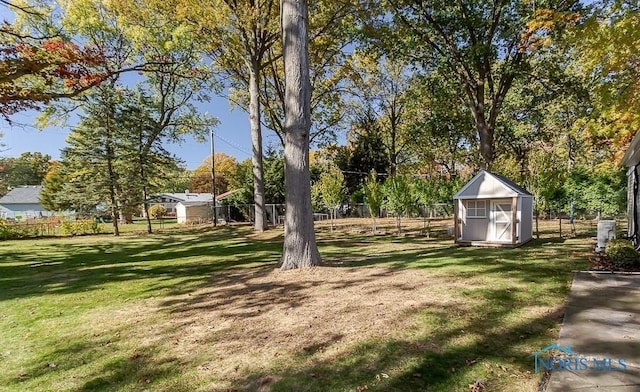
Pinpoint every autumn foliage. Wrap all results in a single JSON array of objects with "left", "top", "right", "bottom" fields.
[{"left": 0, "top": 37, "right": 106, "bottom": 118}]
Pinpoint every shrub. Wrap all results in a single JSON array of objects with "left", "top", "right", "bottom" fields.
[
  {"left": 148, "top": 204, "right": 167, "bottom": 220},
  {"left": 0, "top": 219, "right": 42, "bottom": 240},
  {"left": 605, "top": 239, "right": 639, "bottom": 266},
  {"left": 60, "top": 219, "right": 102, "bottom": 236}
]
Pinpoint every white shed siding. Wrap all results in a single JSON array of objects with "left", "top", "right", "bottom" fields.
[
  {"left": 517, "top": 197, "right": 522, "bottom": 241},
  {"left": 520, "top": 197, "right": 533, "bottom": 242},
  {"left": 461, "top": 199, "right": 489, "bottom": 241}
]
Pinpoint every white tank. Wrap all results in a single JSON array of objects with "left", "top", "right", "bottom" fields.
[{"left": 596, "top": 220, "right": 617, "bottom": 252}]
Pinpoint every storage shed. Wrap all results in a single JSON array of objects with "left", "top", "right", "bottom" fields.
[
  {"left": 453, "top": 170, "right": 533, "bottom": 247},
  {"left": 176, "top": 201, "right": 213, "bottom": 224}
]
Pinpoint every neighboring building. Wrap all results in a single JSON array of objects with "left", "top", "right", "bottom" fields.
[
  {"left": 176, "top": 201, "right": 213, "bottom": 224},
  {"left": 622, "top": 131, "right": 640, "bottom": 246},
  {"left": 149, "top": 192, "right": 214, "bottom": 214},
  {"left": 453, "top": 170, "right": 533, "bottom": 247},
  {"left": 0, "top": 185, "right": 52, "bottom": 220},
  {"left": 151, "top": 189, "right": 243, "bottom": 219}
]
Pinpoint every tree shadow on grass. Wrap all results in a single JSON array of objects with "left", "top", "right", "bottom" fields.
[
  {"left": 320, "top": 236, "right": 588, "bottom": 290},
  {"left": 6, "top": 324, "right": 190, "bottom": 392},
  {"left": 0, "top": 227, "right": 282, "bottom": 302},
  {"left": 0, "top": 226, "right": 596, "bottom": 391},
  {"left": 0, "top": 225, "right": 589, "bottom": 302},
  {"left": 214, "top": 237, "right": 589, "bottom": 390},
  {"left": 233, "top": 290, "right": 567, "bottom": 392}
]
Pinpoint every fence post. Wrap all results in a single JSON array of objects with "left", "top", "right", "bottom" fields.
[{"left": 559, "top": 215, "right": 562, "bottom": 238}]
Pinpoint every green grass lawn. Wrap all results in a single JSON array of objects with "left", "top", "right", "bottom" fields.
[{"left": 0, "top": 222, "right": 590, "bottom": 391}]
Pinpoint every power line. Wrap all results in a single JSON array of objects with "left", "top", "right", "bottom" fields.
[
  {"left": 212, "top": 132, "right": 252, "bottom": 157},
  {"left": 340, "top": 170, "right": 389, "bottom": 177}
]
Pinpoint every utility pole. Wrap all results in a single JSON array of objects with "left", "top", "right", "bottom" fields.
[{"left": 210, "top": 129, "right": 217, "bottom": 227}]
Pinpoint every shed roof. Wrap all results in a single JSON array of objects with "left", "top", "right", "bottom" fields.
[
  {"left": 454, "top": 170, "right": 532, "bottom": 199},
  {"left": 0, "top": 186, "right": 43, "bottom": 204}
]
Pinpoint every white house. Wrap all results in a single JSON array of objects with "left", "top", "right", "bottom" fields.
[
  {"left": 0, "top": 185, "right": 52, "bottom": 220},
  {"left": 453, "top": 170, "right": 533, "bottom": 247},
  {"left": 150, "top": 192, "right": 214, "bottom": 214}
]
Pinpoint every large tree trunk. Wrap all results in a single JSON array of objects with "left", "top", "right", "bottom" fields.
[
  {"left": 466, "top": 81, "right": 495, "bottom": 170},
  {"left": 106, "top": 145, "right": 120, "bottom": 237},
  {"left": 138, "top": 154, "right": 152, "bottom": 234},
  {"left": 104, "top": 106, "right": 120, "bottom": 237},
  {"left": 477, "top": 120, "right": 494, "bottom": 170},
  {"left": 142, "top": 186, "right": 152, "bottom": 234},
  {"left": 280, "top": 0, "right": 321, "bottom": 270},
  {"left": 249, "top": 63, "right": 267, "bottom": 232}
]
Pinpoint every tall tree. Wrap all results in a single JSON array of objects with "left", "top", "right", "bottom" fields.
[
  {"left": 263, "top": 147, "right": 286, "bottom": 204},
  {"left": 40, "top": 161, "right": 68, "bottom": 211},
  {"left": 378, "top": 0, "right": 581, "bottom": 168},
  {"left": 280, "top": 0, "right": 321, "bottom": 269},
  {"left": 404, "top": 71, "right": 477, "bottom": 177},
  {"left": 0, "top": 152, "right": 51, "bottom": 195},
  {"left": 53, "top": 0, "right": 215, "bottom": 232},
  {"left": 118, "top": 88, "right": 207, "bottom": 233},
  {"left": 61, "top": 83, "right": 124, "bottom": 235},
  {"left": 177, "top": 0, "right": 280, "bottom": 232},
  {"left": 570, "top": 0, "right": 640, "bottom": 155},
  {"left": 383, "top": 174, "right": 413, "bottom": 234},
  {"left": 259, "top": 0, "right": 360, "bottom": 147},
  {"left": 344, "top": 53, "right": 413, "bottom": 174},
  {"left": 315, "top": 165, "right": 345, "bottom": 231},
  {"left": 362, "top": 169, "right": 383, "bottom": 233},
  {"left": 189, "top": 153, "right": 239, "bottom": 194},
  {"left": 322, "top": 119, "right": 390, "bottom": 197}
]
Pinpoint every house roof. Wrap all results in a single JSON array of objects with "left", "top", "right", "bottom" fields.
[
  {"left": 176, "top": 201, "right": 214, "bottom": 207},
  {"left": 0, "top": 186, "right": 43, "bottom": 204},
  {"left": 155, "top": 192, "right": 214, "bottom": 203},
  {"left": 153, "top": 189, "right": 241, "bottom": 204},
  {"left": 622, "top": 130, "right": 640, "bottom": 167},
  {"left": 215, "top": 188, "right": 242, "bottom": 201},
  {"left": 454, "top": 170, "right": 532, "bottom": 199}
]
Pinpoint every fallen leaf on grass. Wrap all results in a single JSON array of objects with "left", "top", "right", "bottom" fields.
[{"left": 469, "top": 380, "right": 486, "bottom": 392}]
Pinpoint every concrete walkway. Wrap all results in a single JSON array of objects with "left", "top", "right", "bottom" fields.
[{"left": 547, "top": 272, "right": 640, "bottom": 391}]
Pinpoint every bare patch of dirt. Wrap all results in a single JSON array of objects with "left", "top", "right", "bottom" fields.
[{"left": 156, "top": 266, "right": 461, "bottom": 389}]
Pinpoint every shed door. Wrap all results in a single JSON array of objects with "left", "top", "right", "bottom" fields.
[{"left": 491, "top": 201, "right": 512, "bottom": 242}]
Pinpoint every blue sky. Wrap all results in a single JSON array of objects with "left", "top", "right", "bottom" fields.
[
  {"left": 0, "top": 5, "right": 281, "bottom": 169},
  {"left": 0, "top": 96, "right": 287, "bottom": 169}
]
